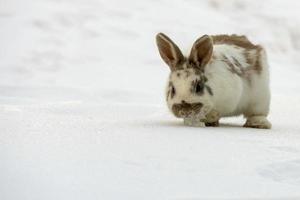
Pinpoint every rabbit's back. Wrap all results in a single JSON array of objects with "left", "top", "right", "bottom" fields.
[
  {"left": 207, "top": 35, "right": 270, "bottom": 117},
  {"left": 211, "top": 34, "right": 267, "bottom": 78}
]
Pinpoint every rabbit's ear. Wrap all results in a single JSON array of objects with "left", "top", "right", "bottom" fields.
[
  {"left": 189, "top": 35, "right": 213, "bottom": 70},
  {"left": 156, "top": 33, "right": 184, "bottom": 71}
]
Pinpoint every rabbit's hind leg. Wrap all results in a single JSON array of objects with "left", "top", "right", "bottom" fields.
[{"left": 244, "top": 116, "right": 271, "bottom": 129}]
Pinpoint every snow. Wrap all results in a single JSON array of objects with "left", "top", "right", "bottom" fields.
[{"left": 1, "top": 0, "right": 300, "bottom": 199}]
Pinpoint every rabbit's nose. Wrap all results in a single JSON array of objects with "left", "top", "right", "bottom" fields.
[{"left": 172, "top": 102, "right": 203, "bottom": 118}]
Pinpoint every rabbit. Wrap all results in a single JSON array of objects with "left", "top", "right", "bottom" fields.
[{"left": 155, "top": 33, "right": 271, "bottom": 129}]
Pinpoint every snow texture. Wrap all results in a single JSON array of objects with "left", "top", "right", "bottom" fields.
[{"left": 1, "top": 0, "right": 300, "bottom": 199}]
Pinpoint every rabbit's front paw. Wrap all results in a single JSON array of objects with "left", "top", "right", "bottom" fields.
[
  {"left": 244, "top": 116, "right": 271, "bottom": 129},
  {"left": 205, "top": 121, "right": 219, "bottom": 127},
  {"left": 203, "top": 109, "right": 220, "bottom": 126},
  {"left": 205, "top": 109, "right": 219, "bottom": 123}
]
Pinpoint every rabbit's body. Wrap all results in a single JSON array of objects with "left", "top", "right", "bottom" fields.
[
  {"left": 207, "top": 38, "right": 270, "bottom": 118},
  {"left": 156, "top": 33, "right": 271, "bottom": 129}
]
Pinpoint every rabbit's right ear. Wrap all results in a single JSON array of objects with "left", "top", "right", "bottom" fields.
[
  {"left": 189, "top": 35, "right": 213, "bottom": 71},
  {"left": 156, "top": 33, "right": 184, "bottom": 71}
]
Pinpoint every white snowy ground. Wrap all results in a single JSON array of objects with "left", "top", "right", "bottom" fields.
[{"left": 1, "top": 0, "right": 300, "bottom": 199}]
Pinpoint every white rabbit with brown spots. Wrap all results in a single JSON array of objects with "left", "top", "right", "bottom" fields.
[{"left": 156, "top": 33, "right": 271, "bottom": 129}]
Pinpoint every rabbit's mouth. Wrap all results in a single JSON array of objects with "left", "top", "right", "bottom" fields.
[{"left": 172, "top": 102, "right": 204, "bottom": 118}]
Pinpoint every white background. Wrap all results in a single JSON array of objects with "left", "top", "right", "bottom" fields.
[{"left": 1, "top": 0, "right": 300, "bottom": 199}]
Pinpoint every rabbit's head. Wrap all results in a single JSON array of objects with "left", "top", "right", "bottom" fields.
[{"left": 156, "top": 33, "right": 214, "bottom": 119}]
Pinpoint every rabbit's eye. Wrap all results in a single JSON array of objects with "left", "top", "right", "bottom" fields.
[
  {"left": 171, "top": 86, "right": 176, "bottom": 98},
  {"left": 195, "top": 82, "right": 204, "bottom": 94}
]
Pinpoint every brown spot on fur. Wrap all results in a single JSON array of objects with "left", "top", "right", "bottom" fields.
[
  {"left": 184, "top": 69, "right": 191, "bottom": 78},
  {"left": 212, "top": 34, "right": 261, "bottom": 50},
  {"left": 212, "top": 34, "right": 264, "bottom": 74},
  {"left": 232, "top": 57, "right": 242, "bottom": 68},
  {"left": 205, "top": 85, "right": 213, "bottom": 96},
  {"left": 191, "top": 67, "right": 202, "bottom": 75},
  {"left": 172, "top": 102, "right": 203, "bottom": 118},
  {"left": 191, "top": 79, "right": 205, "bottom": 95},
  {"left": 190, "top": 74, "right": 212, "bottom": 96},
  {"left": 221, "top": 54, "right": 244, "bottom": 76},
  {"left": 167, "top": 82, "right": 176, "bottom": 100},
  {"left": 244, "top": 48, "right": 264, "bottom": 74}
]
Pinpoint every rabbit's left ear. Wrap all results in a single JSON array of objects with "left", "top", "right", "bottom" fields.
[
  {"left": 156, "top": 33, "right": 184, "bottom": 71},
  {"left": 189, "top": 35, "right": 213, "bottom": 70}
]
